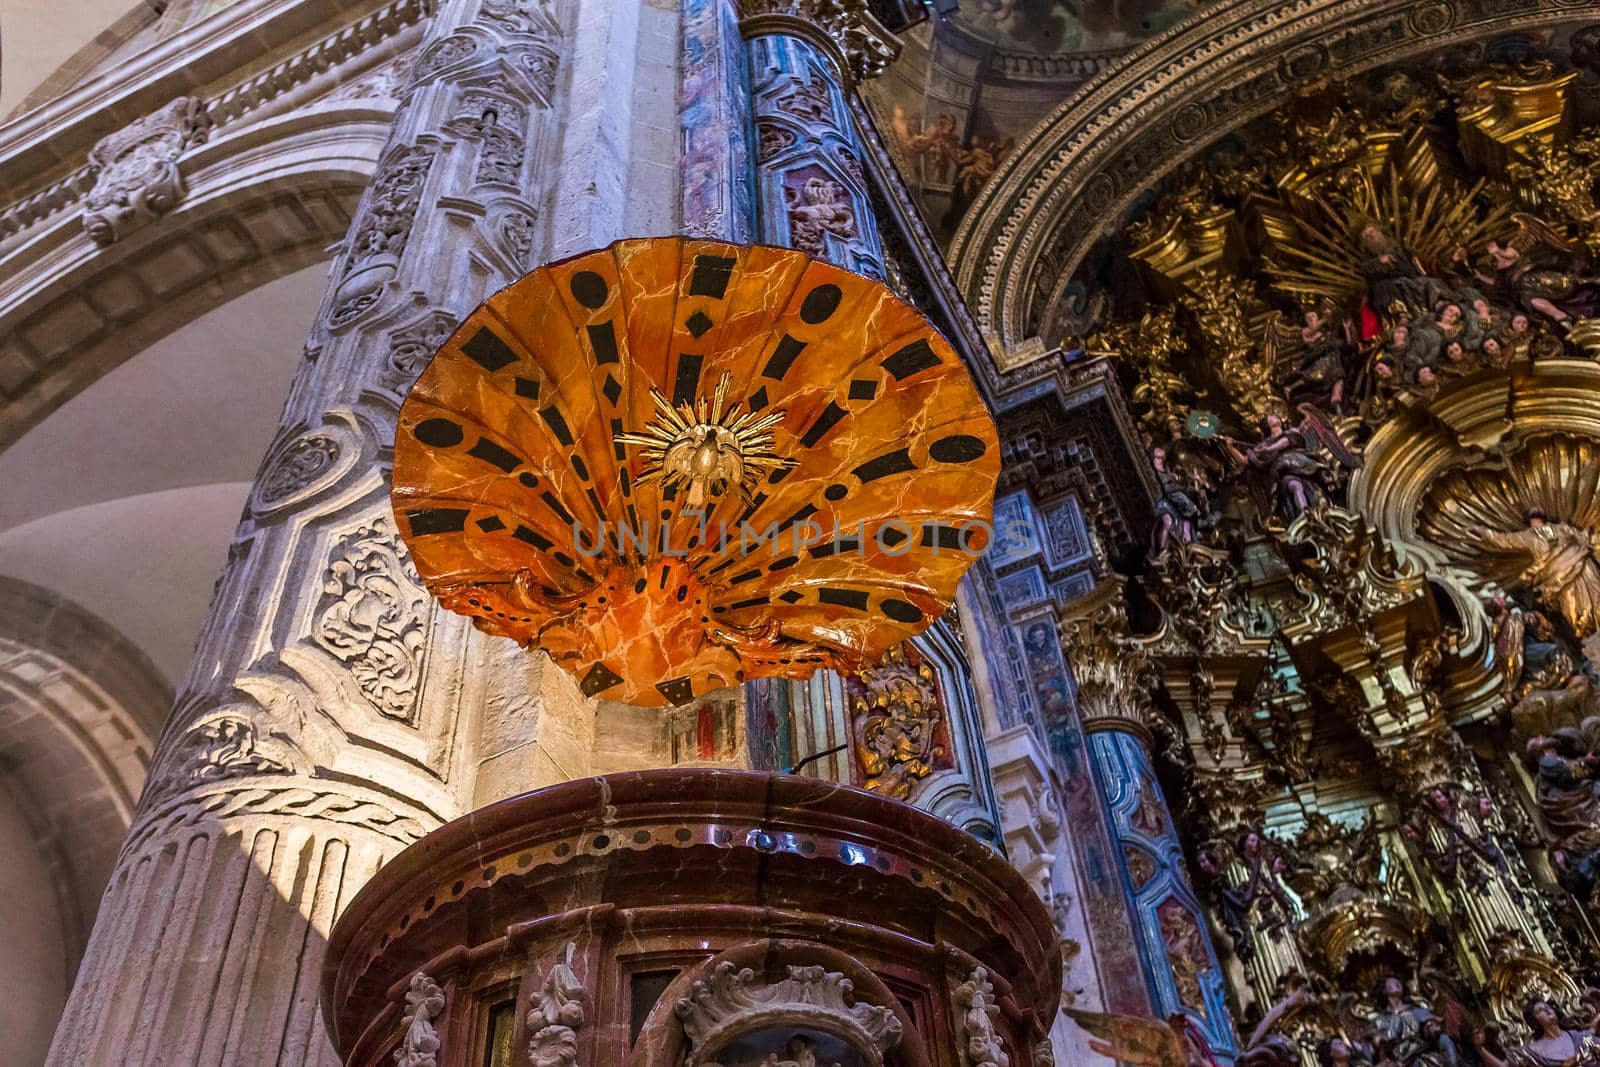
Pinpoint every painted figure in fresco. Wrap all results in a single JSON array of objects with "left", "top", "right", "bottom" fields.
[
  {"left": 1370, "top": 977, "right": 1461, "bottom": 1067},
  {"left": 1473, "top": 998, "right": 1600, "bottom": 1067},
  {"left": 1467, "top": 510, "right": 1600, "bottom": 639},
  {"left": 1401, "top": 785, "right": 1510, "bottom": 896},
  {"left": 1526, "top": 727, "right": 1600, "bottom": 903}
]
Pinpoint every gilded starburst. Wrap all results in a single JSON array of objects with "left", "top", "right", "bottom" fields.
[{"left": 615, "top": 371, "right": 792, "bottom": 510}]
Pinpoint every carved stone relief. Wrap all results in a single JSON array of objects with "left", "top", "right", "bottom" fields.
[
  {"left": 675, "top": 961, "right": 902, "bottom": 1066},
  {"left": 396, "top": 972, "right": 446, "bottom": 1067},
  {"left": 784, "top": 175, "right": 856, "bottom": 258},
  {"left": 82, "top": 96, "right": 209, "bottom": 245},
  {"left": 146, "top": 712, "right": 295, "bottom": 802},
  {"left": 952, "top": 965, "right": 1010, "bottom": 1067},
  {"left": 329, "top": 145, "right": 435, "bottom": 328},
  {"left": 384, "top": 310, "right": 459, "bottom": 399},
  {"left": 313, "top": 519, "right": 431, "bottom": 722},
  {"left": 527, "top": 942, "right": 584, "bottom": 1067}
]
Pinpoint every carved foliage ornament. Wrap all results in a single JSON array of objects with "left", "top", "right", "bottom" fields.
[
  {"left": 674, "top": 961, "right": 903, "bottom": 1067},
  {"left": 329, "top": 146, "right": 435, "bottom": 328},
  {"left": 83, "top": 96, "right": 209, "bottom": 245},
  {"left": 395, "top": 972, "right": 445, "bottom": 1067},
  {"left": 953, "top": 965, "right": 1010, "bottom": 1067},
  {"left": 313, "top": 519, "right": 430, "bottom": 721},
  {"left": 527, "top": 942, "right": 584, "bottom": 1067},
  {"left": 736, "top": 0, "right": 900, "bottom": 81},
  {"left": 254, "top": 430, "right": 343, "bottom": 511},
  {"left": 146, "top": 713, "right": 293, "bottom": 801}
]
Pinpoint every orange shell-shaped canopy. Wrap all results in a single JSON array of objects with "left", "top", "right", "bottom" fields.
[{"left": 392, "top": 237, "right": 998, "bottom": 706}]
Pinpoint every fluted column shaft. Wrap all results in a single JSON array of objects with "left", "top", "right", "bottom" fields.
[{"left": 47, "top": 1, "right": 580, "bottom": 1062}]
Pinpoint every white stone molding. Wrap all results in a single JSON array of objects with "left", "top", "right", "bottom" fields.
[{"left": 675, "top": 961, "right": 903, "bottom": 1067}]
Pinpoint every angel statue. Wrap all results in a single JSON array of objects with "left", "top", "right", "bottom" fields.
[
  {"left": 1225, "top": 405, "right": 1360, "bottom": 525},
  {"left": 1473, "top": 997, "right": 1600, "bottom": 1067},
  {"left": 1482, "top": 215, "right": 1600, "bottom": 333},
  {"left": 1525, "top": 726, "right": 1600, "bottom": 904},
  {"left": 1064, "top": 1007, "right": 1219, "bottom": 1067},
  {"left": 1489, "top": 595, "right": 1580, "bottom": 707},
  {"left": 1466, "top": 510, "right": 1600, "bottom": 641}
]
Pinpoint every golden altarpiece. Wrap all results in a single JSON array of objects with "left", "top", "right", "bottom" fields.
[{"left": 1053, "top": 50, "right": 1600, "bottom": 1067}]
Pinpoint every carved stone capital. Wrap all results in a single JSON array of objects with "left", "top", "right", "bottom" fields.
[
  {"left": 737, "top": 0, "right": 900, "bottom": 82},
  {"left": 1058, "top": 579, "right": 1159, "bottom": 740}
]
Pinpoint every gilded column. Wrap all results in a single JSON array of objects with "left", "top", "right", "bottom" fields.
[
  {"left": 736, "top": 0, "right": 896, "bottom": 279},
  {"left": 46, "top": 2, "right": 581, "bottom": 1063},
  {"left": 1061, "top": 581, "right": 1241, "bottom": 1063}
]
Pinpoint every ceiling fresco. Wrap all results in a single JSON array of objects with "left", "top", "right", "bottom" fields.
[{"left": 864, "top": 0, "right": 1218, "bottom": 246}]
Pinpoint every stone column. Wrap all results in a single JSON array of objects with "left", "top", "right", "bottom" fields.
[
  {"left": 1061, "top": 583, "right": 1240, "bottom": 1063},
  {"left": 45, "top": 2, "right": 589, "bottom": 1063},
  {"left": 737, "top": 0, "right": 896, "bottom": 280}
]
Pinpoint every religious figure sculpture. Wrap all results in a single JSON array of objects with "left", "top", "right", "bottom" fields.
[
  {"left": 1491, "top": 597, "right": 1579, "bottom": 706},
  {"left": 1468, "top": 511, "right": 1600, "bottom": 639},
  {"left": 1196, "top": 828, "right": 1297, "bottom": 964},
  {"left": 1225, "top": 408, "right": 1356, "bottom": 525},
  {"left": 1401, "top": 785, "right": 1511, "bottom": 896},
  {"left": 1526, "top": 728, "right": 1600, "bottom": 904},
  {"left": 1370, "top": 977, "right": 1461, "bottom": 1067},
  {"left": 1473, "top": 998, "right": 1600, "bottom": 1067}
]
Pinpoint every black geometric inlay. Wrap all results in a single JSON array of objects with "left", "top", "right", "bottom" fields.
[
  {"left": 407, "top": 507, "right": 469, "bottom": 536},
  {"left": 689, "top": 255, "right": 736, "bottom": 298},
  {"left": 778, "top": 590, "right": 804, "bottom": 604},
  {"left": 656, "top": 676, "right": 696, "bottom": 705},
  {"left": 778, "top": 503, "right": 818, "bottom": 533},
  {"left": 921, "top": 524, "right": 965, "bottom": 550},
  {"left": 818, "top": 587, "right": 870, "bottom": 611},
  {"left": 768, "top": 466, "right": 791, "bottom": 484},
  {"left": 769, "top": 555, "right": 798, "bottom": 571},
  {"left": 570, "top": 271, "right": 609, "bottom": 309},
  {"left": 519, "top": 472, "right": 539, "bottom": 488},
  {"left": 881, "top": 598, "right": 923, "bottom": 623},
  {"left": 880, "top": 525, "right": 908, "bottom": 547},
  {"left": 811, "top": 537, "right": 860, "bottom": 557},
  {"left": 729, "top": 597, "right": 768, "bottom": 611},
  {"left": 929, "top": 434, "right": 987, "bottom": 463},
  {"left": 413, "top": 418, "right": 463, "bottom": 448},
  {"left": 673, "top": 353, "right": 704, "bottom": 406},
  {"left": 601, "top": 374, "right": 622, "bottom": 405},
  {"left": 539, "top": 405, "right": 574, "bottom": 446},
  {"left": 684, "top": 310, "right": 714, "bottom": 338},
  {"left": 800, "top": 402, "right": 848, "bottom": 447},
  {"left": 824, "top": 483, "right": 848, "bottom": 501},
  {"left": 571, "top": 455, "right": 590, "bottom": 481},
  {"left": 587, "top": 321, "right": 620, "bottom": 364},
  {"left": 513, "top": 524, "right": 553, "bottom": 550},
  {"left": 514, "top": 377, "right": 541, "bottom": 399},
  {"left": 799, "top": 283, "right": 842, "bottom": 324},
  {"left": 730, "top": 569, "right": 762, "bottom": 585},
  {"left": 462, "top": 327, "right": 518, "bottom": 372},
  {"left": 762, "top": 334, "right": 806, "bottom": 380},
  {"left": 540, "top": 491, "right": 574, "bottom": 524},
  {"left": 611, "top": 418, "right": 627, "bottom": 459},
  {"left": 747, "top": 386, "right": 770, "bottom": 411},
  {"left": 580, "top": 661, "right": 624, "bottom": 696},
  {"left": 468, "top": 437, "right": 522, "bottom": 473},
  {"left": 848, "top": 379, "right": 878, "bottom": 401},
  {"left": 852, "top": 448, "right": 915, "bottom": 484},
  {"left": 737, "top": 492, "right": 769, "bottom": 525},
  {"left": 476, "top": 515, "right": 506, "bottom": 533},
  {"left": 882, "top": 338, "right": 942, "bottom": 381}
]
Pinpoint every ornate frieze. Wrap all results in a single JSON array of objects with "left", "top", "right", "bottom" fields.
[
  {"left": 328, "top": 144, "right": 435, "bottom": 328},
  {"left": 735, "top": 0, "right": 900, "bottom": 83},
  {"left": 82, "top": 96, "right": 209, "bottom": 245}
]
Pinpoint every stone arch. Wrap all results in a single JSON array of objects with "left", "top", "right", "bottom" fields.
[
  {"left": 0, "top": 576, "right": 170, "bottom": 1059},
  {"left": 0, "top": 101, "right": 395, "bottom": 448},
  {"left": 946, "top": 0, "right": 1600, "bottom": 357}
]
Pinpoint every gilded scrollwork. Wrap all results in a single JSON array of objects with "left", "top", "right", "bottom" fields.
[{"left": 846, "top": 642, "right": 950, "bottom": 800}]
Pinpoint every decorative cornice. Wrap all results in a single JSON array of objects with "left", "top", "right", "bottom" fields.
[
  {"left": 0, "top": 0, "right": 427, "bottom": 241},
  {"left": 947, "top": 0, "right": 1598, "bottom": 362},
  {"left": 737, "top": 0, "right": 901, "bottom": 83}
]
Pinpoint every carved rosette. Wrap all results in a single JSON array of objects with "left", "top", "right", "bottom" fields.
[
  {"left": 82, "top": 96, "right": 209, "bottom": 245},
  {"left": 675, "top": 961, "right": 903, "bottom": 1067}
]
